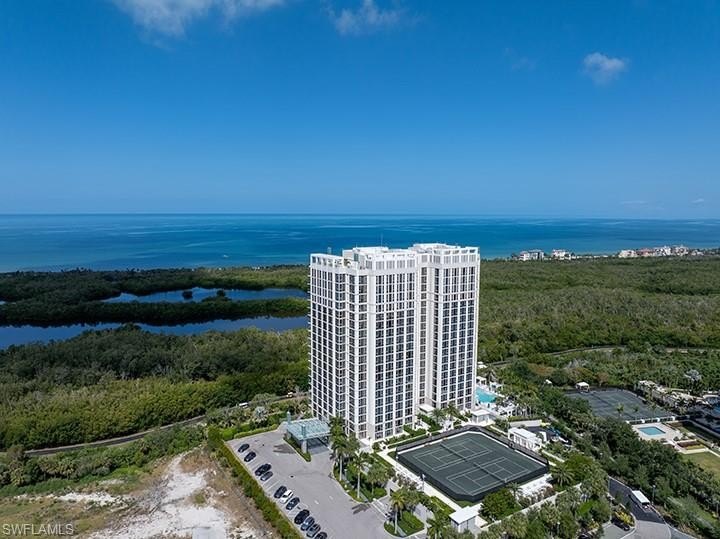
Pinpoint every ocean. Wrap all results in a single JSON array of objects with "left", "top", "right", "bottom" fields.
[{"left": 0, "top": 214, "right": 718, "bottom": 272}]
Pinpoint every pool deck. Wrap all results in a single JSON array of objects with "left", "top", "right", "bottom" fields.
[{"left": 633, "top": 422, "right": 678, "bottom": 443}]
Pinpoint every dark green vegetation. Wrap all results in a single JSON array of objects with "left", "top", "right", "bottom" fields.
[
  {"left": 0, "top": 326, "right": 307, "bottom": 449},
  {"left": 0, "top": 266, "right": 308, "bottom": 326},
  {"left": 501, "top": 362, "right": 720, "bottom": 538},
  {"left": 478, "top": 486, "right": 611, "bottom": 539},
  {"left": 2, "top": 256, "right": 718, "bottom": 455},
  {"left": 208, "top": 426, "right": 302, "bottom": 539},
  {"left": 531, "top": 347, "right": 720, "bottom": 393},
  {"left": 0, "top": 426, "right": 203, "bottom": 493},
  {"left": 478, "top": 257, "right": 720, "bottom": 361},
  {"left": 478, "top": 451, "right": 610, "bottom": 538}
]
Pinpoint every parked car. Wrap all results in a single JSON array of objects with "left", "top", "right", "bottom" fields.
[
  {"left": 315, "top": 533, "right": 327, "bottom": 539},
  {"left": 286, "top": 497, "right": 300, "bottom": 510},
  {"left": 612, "top": 518, "right": 631, "bottom": 532},
  {"left": 274, "top": 486, "right": 287, "bottom": 499},
  {"left": 238, "top": 443, "right": 250, "bottom": 453},
  {"left": 244, "top": 451, "right": 256, "bottom": 462},
  {"left": 307, "top": 524, "right": 321, "bottom": 537},
  {"left": 280, "top": 489, "right": 294, "bottom": 503},
  {"left": 261, "top": 471, "right": 274, "bottom": 481},
  {"left": 300, "top": 516, "right": 315, "bottom": 531},
  {"left": 294, "top": 510, "right": 310, "bottom": 525},
  {"left": 255, "top": 463, "right": 271, "bottom": 476}
]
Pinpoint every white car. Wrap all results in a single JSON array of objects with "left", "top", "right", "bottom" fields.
[{"left": 280, "top": 489, "right": 294, "bottom": 503}]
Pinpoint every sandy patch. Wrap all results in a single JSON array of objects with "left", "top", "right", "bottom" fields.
[
  {"left": 56, "top": 492, "right": 122, "bottom": 506},
  {"left": 84, "top": 452, "right": 254, "bottom": 539}
]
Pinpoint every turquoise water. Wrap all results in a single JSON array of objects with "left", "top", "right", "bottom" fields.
[
  {"left": 476, "top": 388, "right": 497, "bottom": 404},
  {"left": 0, "top": 214, "right": 718, "bottom": 271},
  {"left": 639, "top": 426, "right": 665, "bottom": 436},
  {"left": 104, "top": 287, "right": 307, "bottom": 303}
]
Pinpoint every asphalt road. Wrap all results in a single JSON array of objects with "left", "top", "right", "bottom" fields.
[{"left": 609, "top": 477, "right": 671, "bottom": 539}]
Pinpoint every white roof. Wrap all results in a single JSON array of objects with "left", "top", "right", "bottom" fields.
[
  {"left": 471, "top": 409, "right": 492, "bottom": 417},
  {"left": 576, "top": 382, "right": 590, "bottom": 388},
  {"left": 419, "top": 403, "right": 434, "bottom": 413},
  {"left": 450, "top": 506, "right": 478, "bottom": 524},
  {"left": 509, "top": 427, "right": 538, "bottom": 440},
  {"left": 632, "top": 490, "right": 650, "bottom": 504}
]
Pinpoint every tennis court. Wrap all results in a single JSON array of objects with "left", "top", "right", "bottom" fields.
[
  {"left": 396, "top": 429, "right": 548, "bottom": 502},
  {"left": 567, "top": 388, "right": 672, "bottom": 421}
]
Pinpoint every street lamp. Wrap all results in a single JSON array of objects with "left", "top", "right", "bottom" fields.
[{"left": 651, "top": 483, "right": 656, "bottom": 505}]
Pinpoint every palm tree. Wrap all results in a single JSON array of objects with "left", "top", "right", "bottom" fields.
[
  {"left": 331, "top": 432, "right": 349, "bottom": 479},
  {"left": 352, "top": 450, "right": 369, "bottom": 500},
  {"left": 389, "top": 488, "right": 408, "bottom": 534},
  {"left": 616, "top": 403, "right": 625, "bottom": 417},
  {"left": 503, "top": 513, "right": 528, "bottom": 539},
  {"left": 329, "top": 415, "right": 345, "bottom": 437},
  {"left": 343, "top": 434, "right": 360, "bottom": 483},
  {"left": 552, "top": 462, "right": 573, "bottom": 488},
  {"left": 431, "top": 407, "right": 446, "bottom": 425},
  {"left": 426, "top": 514, "right": 446, "bottom": 539},
  {"left": 366, "top": 460, "right": 393, "bottom": 489},
  {"left": 506, "top": 482, "right": 521, "bottom": 500}
]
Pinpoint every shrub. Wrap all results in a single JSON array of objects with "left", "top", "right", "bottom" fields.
[{"left": 208, "top": 427, "right": 302, "bottom": 539}]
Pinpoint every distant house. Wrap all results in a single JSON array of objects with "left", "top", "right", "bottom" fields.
[
  {"left": 516, "top": 249, "right": 545, "bottom": 261},
  {"left": 551, "top": 249, "right": 572, "bottom": 260},
  {"left": 618, "top": 249, "right": 637, "bottom": 258}
]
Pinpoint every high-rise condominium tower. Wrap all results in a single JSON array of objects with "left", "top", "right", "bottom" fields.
[{"left": 309, "top": 243, "right": 480, "bottom": 442}]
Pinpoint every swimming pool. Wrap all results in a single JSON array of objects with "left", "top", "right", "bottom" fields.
[
  {"left": 639, "top": 426, "right": 665, "bottom": 436},
  {"left": 476, "top": 388, "right": 497, "bottom": 404}
]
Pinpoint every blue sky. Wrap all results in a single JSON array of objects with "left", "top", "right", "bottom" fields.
[{"left": 1, "top": 0, "right": 718, "bottom": 217}]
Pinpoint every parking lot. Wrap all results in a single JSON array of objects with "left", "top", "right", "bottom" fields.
[{"left": 227, "top": 428, "right": 393, "bottom": 539}]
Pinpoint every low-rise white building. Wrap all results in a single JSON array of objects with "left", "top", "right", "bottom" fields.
[
  {"left": 508, "top": 427, "right": 543, "bottom": 452},
  {"left": 551, "top": 249, "right": 572, "bottom": 260},
  {"left": 517, "top": 249, "right": 545, "bottom": 261}
]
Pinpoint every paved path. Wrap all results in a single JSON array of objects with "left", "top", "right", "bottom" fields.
[
  {"left": 21, "top": 392, "right": 308, "bottom": 456},
  {"left": 609, "top": 477, "right": 672, "bottom": 539}
]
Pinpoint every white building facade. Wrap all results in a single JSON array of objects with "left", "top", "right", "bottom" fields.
[{"left": 309, "top": 244, "right": 480, "bottom": 442}]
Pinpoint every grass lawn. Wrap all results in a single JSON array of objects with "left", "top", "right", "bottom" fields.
[{"left": 684, "top": 451, "right": 720, "bottom": 479}]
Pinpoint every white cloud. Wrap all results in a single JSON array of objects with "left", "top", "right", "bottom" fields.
[
  {"left": 330, "top": 0, "right": 405, "bottom": 36},
  {"left": 114, "top": 0, "right": 285, "bottom": 36},
  {"left": 692, "top": 198, "right": 706, "bottom": 204},
  {"left": 582, "top": 52, "right": 628, "bottom": 85}
]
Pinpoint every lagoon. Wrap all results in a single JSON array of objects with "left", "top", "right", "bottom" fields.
[
  {"left": 0, "top": 316, "right": 307, "bottom": 349},
  {"left": 103, "top": 287, "right": 307, "bottom": 303}
]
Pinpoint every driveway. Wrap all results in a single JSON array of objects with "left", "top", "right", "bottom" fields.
[
  {"left": 227, "top": 428, "right": 393, "bottom": 539},
  {"left": 608, "top": 477, "right": 671, "bottom": 539}
]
